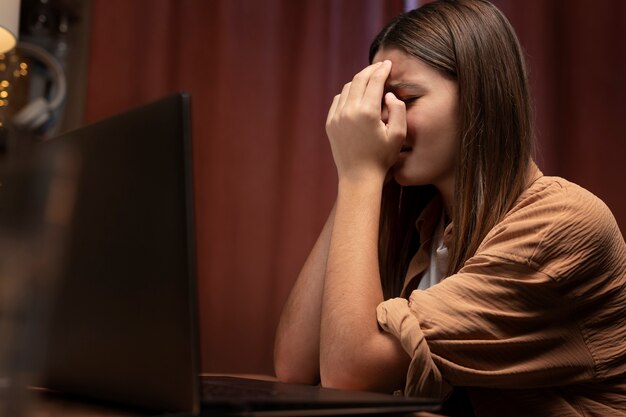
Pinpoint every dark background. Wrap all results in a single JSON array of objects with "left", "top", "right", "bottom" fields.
[{"left": 16, "top": 0, "right": 626, "bottom": 376}]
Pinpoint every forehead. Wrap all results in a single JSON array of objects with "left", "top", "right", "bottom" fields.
[{"left": 373, "top": 47, "right": 452, "bottom": 89}]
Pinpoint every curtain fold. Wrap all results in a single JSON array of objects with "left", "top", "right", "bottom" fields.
[
  {"left": 85, "top": 0, "right": 402, "bottom": 374},
  {"left": 84, "top": 0, "right": 624, "bottom": 375},
  {"left": 494, "top": 0, "right": 626, "bottom": 228}
]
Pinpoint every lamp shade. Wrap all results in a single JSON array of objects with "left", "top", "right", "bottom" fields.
[{"left": 0, "top": 0, "right": 20, "bottom": 53}]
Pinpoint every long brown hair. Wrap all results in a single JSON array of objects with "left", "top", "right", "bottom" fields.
[{"left": 371, "top": 0, "right": 534, "bottom": 298}]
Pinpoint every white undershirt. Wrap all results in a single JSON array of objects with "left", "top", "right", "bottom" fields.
[{"left": 417, "top": 212, "right": 449, "bottom": 291}]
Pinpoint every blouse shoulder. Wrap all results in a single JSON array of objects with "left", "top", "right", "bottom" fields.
[{"left": 475, "top": 175, "right": 626, "bottom": 280}]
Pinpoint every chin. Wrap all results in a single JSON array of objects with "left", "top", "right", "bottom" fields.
[
  {"left": 392, "top": 163, "right": 450, "bottom": 188},
  {"left": 392, "top": 165, "right": 426, "bottom": 186},
  {"left": 393, "top": 172, "right": 427, "bottom": 187}
]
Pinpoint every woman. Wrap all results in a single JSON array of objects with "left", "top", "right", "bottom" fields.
[{"left": 274, "top": 1, "right": 626, "bottom": 415}]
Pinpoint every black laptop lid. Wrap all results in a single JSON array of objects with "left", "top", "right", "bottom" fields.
[{"left": 41, "top": 93, "right": 200, "bottom": 413}]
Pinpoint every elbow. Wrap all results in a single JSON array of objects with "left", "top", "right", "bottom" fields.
[
  {"left": 273, "top": 345, "right": 320, "bottom": 386},
  {"left": 319, "top": 341, "right": 408, "bottom": 393},
  {"left": 320, "top": 360, "right": 396, "bottom": 393},
  {"left": 274, "top": 361, "right": 319, "bottom": 386},
  {"left": 320, "top": 369, "right": 370, "bottom": 392}
]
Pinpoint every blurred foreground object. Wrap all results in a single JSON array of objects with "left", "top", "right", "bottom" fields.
[
  {"left": 0, "top": 142, "right": 79, "bottom": 416},
  {"left": 0, "top": 41, "right": 67, "bottom": 154}
]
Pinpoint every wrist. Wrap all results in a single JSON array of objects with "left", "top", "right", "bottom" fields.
[
  {"left": 337, "top": 176, "right": 385, "bottom": 196},
  {"left": 337, "top": 169, "right": 387, "bottom": 191},
  {"left": 335, "top": 176, "right": 385, "bottom": 212}
]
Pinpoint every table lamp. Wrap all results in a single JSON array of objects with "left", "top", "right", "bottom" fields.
[{"left": 0, "top": 0, "right": 20, "bottom": 53}]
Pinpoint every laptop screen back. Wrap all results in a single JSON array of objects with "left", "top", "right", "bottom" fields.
[{"left": 41, "top": 93, "right": 200, "bottom": 413}]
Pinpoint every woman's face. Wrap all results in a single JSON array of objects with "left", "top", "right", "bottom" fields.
[{"left": 373, "top": 48, "right": 459, "bottom": 201}]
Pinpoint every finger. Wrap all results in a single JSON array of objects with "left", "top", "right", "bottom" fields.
[
  {"left": 362, "top": 60, "right": 392, "bottom": 108},
  {"left": 326, "top": 94, "right": 340, "bottom": 127},
  {"left": 384, "top": 92, "right": 407, "bottom": 143},
  {"left": 345, "top": 62, "right": 384, "bottom": 104},
  {"left": 336, "top": 81, "right": 352, "bottom": 114}
]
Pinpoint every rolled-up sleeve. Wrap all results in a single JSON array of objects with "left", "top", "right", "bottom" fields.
[
  {"left": 377, "top": 257, "right": 597, "bottom": 399},
  {"left": 377, "top": 297, "right": 453, "bottom": 399}
]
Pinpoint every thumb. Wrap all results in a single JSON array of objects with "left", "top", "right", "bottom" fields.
[{"left": 384, "top": 92, "right": 407, "bottom": 144}]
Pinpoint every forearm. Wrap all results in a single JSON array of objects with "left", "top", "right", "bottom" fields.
[
  {"left": 320, "top": 179, "right": 408, "bottom": 392},
  {"left": 274, "top": 205, "right": 336, "bottom": 384},
  {"left": 317, "top": 60, "right": 408, "bottom": 392}
]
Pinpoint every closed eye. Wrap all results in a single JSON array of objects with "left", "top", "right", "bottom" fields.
[{"left": 399, "top": 96, "right": 419, "bottom": 105}]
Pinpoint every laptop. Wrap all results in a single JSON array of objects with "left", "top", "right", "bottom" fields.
[{"left": 32, "top": 93, "right": 439, "bottom": 415}]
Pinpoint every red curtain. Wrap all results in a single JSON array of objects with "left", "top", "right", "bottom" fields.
[
  {"left": 84, "top": 0, "right": 625, "bottom": 375},
  {"left": 84, "top": 0, "right": 402, "bottom": 375},
  {"left": 493, "top": 0, "right": 626, "bottom": 231}
]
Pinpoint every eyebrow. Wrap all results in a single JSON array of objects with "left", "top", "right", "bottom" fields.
[{"left": 386, "top": 81, "right": 425, "bottom": 91}]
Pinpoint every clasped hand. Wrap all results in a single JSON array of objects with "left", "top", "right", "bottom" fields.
[{"left": 325, "top": 60, "right": 407, "bottom": 184}]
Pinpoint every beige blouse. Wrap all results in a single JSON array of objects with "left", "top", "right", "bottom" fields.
[{"left": 377, "top": 165, "right": 626, "bottom": 416}]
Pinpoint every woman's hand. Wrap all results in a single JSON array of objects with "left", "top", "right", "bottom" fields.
[{"left": 325, "top": 60, "right": 407, "bottom": 184}]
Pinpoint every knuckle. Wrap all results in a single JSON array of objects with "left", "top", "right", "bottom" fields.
[
  {"left": 338, "top": 108, "right": 354, "bottom": 123},
  {"left": 362, "top": 106, "right": 381, "bottom": 121}
]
